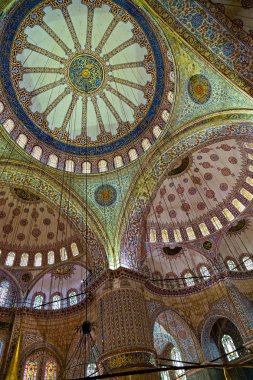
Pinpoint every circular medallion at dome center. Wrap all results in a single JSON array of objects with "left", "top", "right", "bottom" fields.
[{"left": 68, "top": 54, "right": 104, "bottom": 93}]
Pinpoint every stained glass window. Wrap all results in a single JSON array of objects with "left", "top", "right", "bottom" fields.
[
  {"left": 142, "top": 138, "right": 151, "bottom": 151},
  {"left": 171, "top": 347, "right": 186, "bottom": 380},
  {"left": 33, "top": 294, "right": 44, "bottom": 309},
  {"left": 221, "top": 334, "right": 239, "bottom": 361},
  {"left": 160, "top": 367, "right": 170, "bottom": 380},
  {"left": 114, "top": 156, "right": 123, "bottom": 168},
  {"left": 82, "top": 161, "right": 91, "bottom": 173},
  {"left": 227, "top": 260, "right": 237, "bottom": 271},
  {"left": 65, "top": 159, "right": 74, "bottom": 172},
  {"left": 60, "top": 247, "right": 68, "bottom": 261},
  {"left": 20, "top": 253, "right": 29, "bottom": 267},
  {"left": 86, "top": 363, "right": 99, "bottom": 377},
  {"left": 68, "top": 290, "right": 77, "bottom": 306},
  {"left": 184, "top": 272, "right": 195, "bottom": 287},
  {"left": 17, "top": 133, "right": 28, "bottom": 148},
  {"left": 34, "top": 253, "right": 42, "bottom": 267},
  {"left": 153, "top": 125, "right": 162, "bottom": 139},
  {"left": 48, "top": 251, "right": 55, "bottom": 265},
  {"left": 98, "top": 160, "right": 108, "bottom": 172},
  {"left": 71, "top": 243, "right": 79, "bottom": 257},
  {"left": 31, "top": 146, "right": 42, "bottom": 160},
  {"left": 5, "top": 252, "right": 15, "bottom": 266},
  {"left": 48, "top": 154, "right": 58, "bottom": 168},
  {"left": 162, "top": 229, "right": 169, "bottom": 243},
  {"left": 0, "top": 340, "right": 3, "bottom": 357},
  {"left": 149, "top": 228, "right": 157, "bottom": 242},
  {"left": 242, "top": 256, "right": 253, "bottom": 271},
  {"left": 52, "top": 295, "right": 61, "bottom": 310},
  {"left": 23, "top": 360, "right": 38, "bottom": 380},
  {"left": 199, "top": 266, "right": 210, "bottom": 279},
  {"left": 0, "top": 280, "right": 9, "bottom": 306},
  {"left": 128, "top": 148, "right": 138, "bottom": 161},
  {"left": 44, "top": 358, "right": 57, "bottom": 380}
]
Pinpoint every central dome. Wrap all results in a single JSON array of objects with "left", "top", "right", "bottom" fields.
[
  {"left": 68, "top": 54, "right": 104, "bottom": 93},
  {"left": 0, "top": 0, "right": 174, "bottom": 171}
]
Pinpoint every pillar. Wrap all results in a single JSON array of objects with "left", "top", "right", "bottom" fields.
[{"left": 96, "top": 278, "right": 159, "bottom": 379}]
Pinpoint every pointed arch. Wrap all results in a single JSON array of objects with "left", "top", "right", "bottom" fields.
[
  {"left": 200, "top": 310, "right": 247, "bottom": 361},
  {"left": 153, "top": 308, "right": 202, "bottom": 362}
]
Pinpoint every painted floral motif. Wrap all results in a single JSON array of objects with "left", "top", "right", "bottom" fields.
[
  {"left": 188, "top": 74, "right": 211, "bottom": 104},
  {"left": 94, "top": 184, "right": 117, "bottom": 206}
]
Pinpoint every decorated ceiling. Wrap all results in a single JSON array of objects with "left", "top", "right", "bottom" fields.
[
  {"left": 0, "top": 0, "right": 174, "bottom": 169},
  {"left": 0, "top": 0, "right": 253, "bottom": 278},
  {"left": 211, "top": 0, "right": 253, "bottom": 36}
]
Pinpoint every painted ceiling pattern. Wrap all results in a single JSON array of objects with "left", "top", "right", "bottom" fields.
[
  {"left": 0, "top": 0, "right": 174, "bottom": 169},
  {"left": 145, "top": 137, "right": 253, "bottom": 243},
  {"left": 211, "top": 0, "right": 253, "bottom": 36},
  {"left": 156, "top": 0, "right": 253, "bottom": 88},
  {"left": 0, "top": 184, "right": 80, "bottom": 252},
  {"left": 0, "top": 0, "right": 252, "bottom": 271}
]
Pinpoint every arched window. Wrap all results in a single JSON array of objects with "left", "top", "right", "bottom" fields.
[
  {"left": 31, "top": 146, "right": 42, "bottom": 160},
  {"left": 0, "top": 340, "right": 3, "bottom": 358},
  {"left": 52, "top": 294, "right": 61, "bottom": 310},
  {"left": 174, "top": 229, "right": 182, "bottom": 243},
  {"left": 0, "top": 102, "right": 4, "bottom": 113},
  {"left": 128, "top": 148, "right": 138, "bottom": 161},
  {"left": 98, "top": 159, "right": 108, "bottom": 172},
  {"left": 153, "top": 125, "right": 162, "bottom": 139},
  {"left": 60, "top": 247, "right": 68, "bottom": 261},
  {"left": 167, "top": 91, "right": 174, "bottom": 104},
  {"left": 16, "top": 133, "right": 28, "bottom": 148},
  {"left": 184, "top": 272, "right": 195, "bottom": 287},
  {"left": 34, "top": 253, "right": 42, "bottom": 267},
  {"left": 169, "top": 71, "right": 175, "bottom": 83},
  {"left": 23, "top": 359, "right": 38, "bottom": 380},
  {"left": 242, "top": 256, "right": 253, "bottom": 271},
  {"left": 162, "top": 110, "right": 170, "bottom": 122},
  {"left": 221, "top": 334, "right": 239, "bottom": 361},
  {"left": 141, "top": 138, "right": 151, "bottom": 152},
  {"left": 114, "top": 155, "right": 124, "bottom": 168},
  {"left": 171, "top": 347, "right": 186, "bottom": 379},
  {"left": 20, "top": 253, "right": 29, "bottom": 267},
  {"left": 48, "top": 251, "right": 55, "bottom": 265},
  {"left": 3, "top": 119, "right": 14, "bottom": 132},
  {"left": 65, "top": 159, "right": 74, "bottom": 172},
  {"left": 149, "top": 228, "right": 157, "bottom": 243},
  {"left": 82, "top": 161, "right": 91, "bottom": 173},
  {"left": 33, "top": 294, "right": 44, "bottom": 310},
  {"left": 47, "top": 154, "right": 58, "bottom": 168},
  {"left": 86, "top": 363, "right": 99, "bottom": 377},
  {"left": 68, "top": 290, "right": 77, "bottom": 306},
  {"left": 161, "top": 229, "right": 169, "bottom": 243},
  {"left": 199, "top": 223, "right": 209, "bottom": 236},
  {"left": 199, "top": 266, "right": 210, "bottom": 279},
  {"left": 5, "top": 252, "right": 15, "bottom": 266},
  {"left": 44, "top": 358, "right": 57, "bottom": 380},
  {"left": 227, "top": 259, "right": 237, "bottom": 271},
  {"left": 186, "top": 227, "right": 196, "bottom": 240},
  {"left": 0, "top": 280, "right": 9, "bottom": 306},
  {"left": 71, "top": 242, "right": 79, "bottom": 257},
  {"left": 160, "top": 368, "right": 170, "bottom": 380}
]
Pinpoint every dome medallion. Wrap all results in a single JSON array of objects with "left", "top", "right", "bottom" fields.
[
  {"left": 68, "top": 54, "right": 105, "bottom": 93},
  {"left": 0, "top": 0, "right": 174, "bottom": 172}
]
